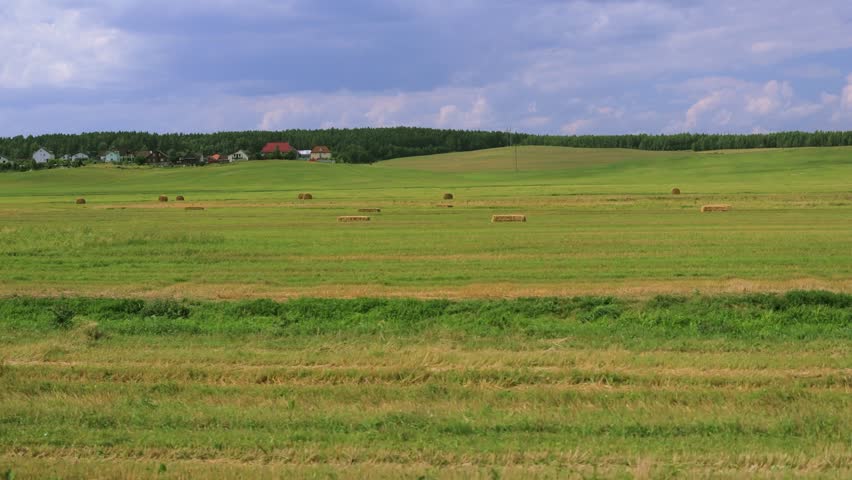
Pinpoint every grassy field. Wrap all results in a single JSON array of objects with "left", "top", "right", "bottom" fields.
[
  {"left": 0, "top": 293, "right": 850, "bottom": 478},
  {"left": 0, "top": 146, "right": 850, "bottom": 478},
  {"left": 0, "top": 146, "right": 850, "bottom": 299}
]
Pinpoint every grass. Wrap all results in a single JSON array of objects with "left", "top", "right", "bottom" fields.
[
  {"left": 0, "top": 146, "right": 850, "bottom": 477},
  {"left": 0, "top": 293, "right": 850, "bottom": 478},
  {"left": 0, "top": 146, "right": 850, "bottom": 298}
]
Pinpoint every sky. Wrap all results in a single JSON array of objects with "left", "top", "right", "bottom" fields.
[{"left": 1, "top": 0, "right": 851, "bottom": 136}]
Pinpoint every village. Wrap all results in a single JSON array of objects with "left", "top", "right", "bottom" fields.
[{"left": 0, "top": 142, "right": 333, "bottom": 170}]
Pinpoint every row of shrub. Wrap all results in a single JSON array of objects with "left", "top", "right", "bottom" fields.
[{"left": 0, "top": 291, "right": 848, "bottom": 341}]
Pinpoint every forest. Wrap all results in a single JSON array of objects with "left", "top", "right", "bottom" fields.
[{"left": 1, "top": 127, "right": 851, "bottom": 166}]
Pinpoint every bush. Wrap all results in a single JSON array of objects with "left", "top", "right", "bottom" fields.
[{"left": 51, "top": 302, "right": 75, "bottom": 329}]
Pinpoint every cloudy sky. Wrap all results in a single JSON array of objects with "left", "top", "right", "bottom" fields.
[{"left": 1, "top": 0, "right": 851, "bottom": 136}]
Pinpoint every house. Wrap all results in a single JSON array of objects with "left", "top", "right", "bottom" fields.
[
  {"left": 228, "top": 150, "right": 249, "bottom": 161},
  {"left": 102, "top": 151, "right": 122, "bottom": 163},
  {"left": 310, "top": 146, "right": 332, "bottom": 162},
  {"left": 176, "top": 153, "right": 204, "bottom": 165},
  {"left": 297, "top": 149, "right": 311, "bottom": 159},
  {"left": 0, "top": 156, "right": 10, "bottom": 165},
  {"left": 71, "top": 153, "right": 89, "bottom": 161},
  {"left": 260, "top": 142, "right": 296, "bottom": 158},
  {"left": 134, "top": 150, "right": 169, "bottom": 164},
  {"left": 206, "top": 153, "right": 226, "bottom": 164},
  {"left": 33, "top": 148, "right": 55, "bottom": 164}
]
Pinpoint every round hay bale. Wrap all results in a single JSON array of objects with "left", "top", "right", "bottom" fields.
[
  {"left": 158, "top": 195, "right": 168, "bottom": 202},
  {"left": 75, "top": 198, "right": 86, "bottom": 205},
  {"left": 443, "top": 193, "right": 454, "bottom": 200},
  {"left": 671, "top": 188, "right": 681, "bottom": 195},
  {"left": 303, "top": 193, "right": 313, "bottom": 200},
  {"left": 176, "top": 195, "right": 185, "bottom": 201},
  {"left": 298, "top": 193, "right": 305, "bottom": 200}
]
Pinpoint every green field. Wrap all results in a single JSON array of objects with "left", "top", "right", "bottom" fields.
[
  {"left": 0, "top": 146, "right": 850, "bottom": 298},
  {"left": 1, "top": 146, "right": 850, "bottom": 478},
  {"left": 1, "top": 293, "right": 850, "bottom": 478}
]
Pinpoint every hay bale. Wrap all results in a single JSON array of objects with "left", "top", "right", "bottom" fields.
[
  {"left": 700, "top": 204, "right": 730, "bottom": 212},
  {"left": 297, "top": 193, "right": 304, "bottom": 200},
  {"left": 338, "top": 216, "right": 371, "bottom": 222},
  {"left": 436, "top": 204, "right": 454, "bottom": 208},
  {"left": 158, "top": 196, "right": 168, "bottom": 202},
  {"left": 443, "top": 193, "right": 454, "bottom": 200},
  {"left": 75, "top": 198, "right": 86, "bottom": 205},
  {"left": 185, "top": 207, "right": 205, "bottom": 211},
  {"left": 491, "top": 214, "right": 527, "bottom": 223},
  {"left": 176, "top": 195, "right": 185, "bottom": 201},
  {"left": 671, "top": 188, "right": 681, "bottom": 195},
  {"left": 358, "top": 208, "right": 381, "bottom": 213},
  {"left": 298, "top": 193, "right": 313, "bottom": 200}
]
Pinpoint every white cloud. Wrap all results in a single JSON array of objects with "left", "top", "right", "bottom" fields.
[
  {"left": 842, "top": 74, "right": 852, "bottom": 110},
  {"left": 745, "top": 80, "right": 793, "bottom": 115},
  {"left": 667, "top": 76, "right": 839, "bottom": 132},
  {"left": 517, "top": 1, "right": 852, "bottom": 94},
  {"left": 255, "top": 88, "right": 495, "bottom": 131},
  {"left": 0, "top": 1, "right": 145, "bottom": 89},
  {"left": 684, "top": 92, "right": 725, "bottom": 130}
]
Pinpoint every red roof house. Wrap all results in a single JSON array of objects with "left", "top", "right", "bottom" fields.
[{"left": 261, "top": 142, "right": 296, "bottom": 156}]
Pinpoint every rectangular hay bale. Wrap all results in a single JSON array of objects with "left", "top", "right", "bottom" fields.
[
  {"left": 338, "top": 216, "right": 371, "bottom": 222},
  {"left": 491, "top": 214, "right": 527, "bottom": 223},
  {"left": 700, "top": 204, "right": 731, "bottom": 212},
  {"left": 358, "top": 208, "right": 381, "bottom": 213}
]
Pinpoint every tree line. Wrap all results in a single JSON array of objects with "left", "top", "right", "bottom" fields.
[{"left": 1, "top": 128, "right": 851, "bottom": 167}]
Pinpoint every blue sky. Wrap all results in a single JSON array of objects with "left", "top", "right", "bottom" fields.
[{"left": 1, "top": 0, "right": 851, "bottom": 136}]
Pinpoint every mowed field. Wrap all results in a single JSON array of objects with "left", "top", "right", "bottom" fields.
[
  {"left": 1, "top": 146, "right": 851, "bottom": 478},
  {"left": 1, "top": 293, "right": 850, "bottom": 478},
  {"left": 0, "top": 146, "right": 850, "bottom": 298}
]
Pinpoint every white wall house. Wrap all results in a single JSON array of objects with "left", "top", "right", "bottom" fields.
[
  {"left": 0, "top": 156, "right": 10, "bottom": 164},
  {"left": 71, "top": 153, "right": 89, "bottom": 160},
  {"left": 228, "top": 150, "right": 249, "bottom": 161},
  {"left": 33, "top": 148, "right": 54, "bottom": 164},
  {"left": 297, "top": 149, "right": 311, "bottom": 159},
  {"left": 310, "top": 146, "right": 332, "bottom": 161},
  {"left": 102, "top": 151, "right": 121, "bottom": 163}
]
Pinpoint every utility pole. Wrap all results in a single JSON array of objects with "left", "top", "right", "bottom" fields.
[{"left": 514, "top": 130, "right": 518, "bottom": 173}]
